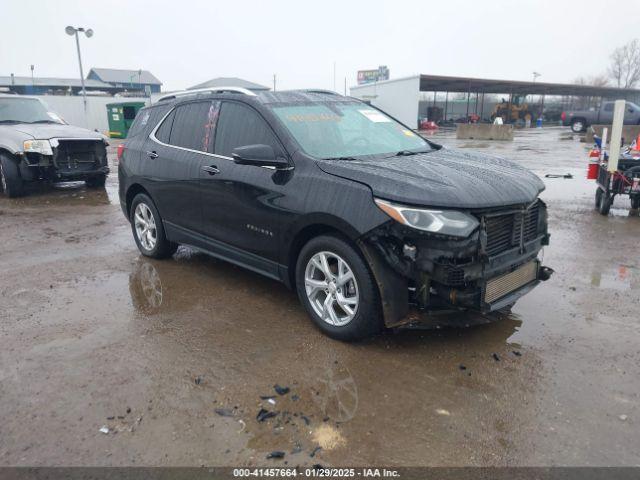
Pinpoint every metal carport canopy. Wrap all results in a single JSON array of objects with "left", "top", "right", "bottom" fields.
[{"left": 418, "top": 74, "right": 640, "bottom": 98}]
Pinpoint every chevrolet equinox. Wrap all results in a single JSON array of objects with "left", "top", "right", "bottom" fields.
[{"left": 118, "top": 88, "right": 552, "bottom": 340}]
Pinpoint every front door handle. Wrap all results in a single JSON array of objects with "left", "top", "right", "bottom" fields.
[
  {"left": 146, "top": 151, "right": 158, "bottom": 159},
  {"left": 202, "top": 165, "right": 220, "bottom": 175}
]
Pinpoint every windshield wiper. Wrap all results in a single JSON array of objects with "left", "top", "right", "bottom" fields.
[
  {"left": 28, "top": 120, "right": 58, "bottom": 124},
  {"left": 322, "top": 156, "right": 359, "bottom": 161},
  {"left": 0, "top": 120, "right": 20, "bottom": 124},
  {"left": 390, "top": 149, "right": 433, "bottom": 157}
]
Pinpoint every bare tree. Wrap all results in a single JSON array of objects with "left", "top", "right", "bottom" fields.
[{"left": 608, "top": 39, "right": 640, "bottom": 88}]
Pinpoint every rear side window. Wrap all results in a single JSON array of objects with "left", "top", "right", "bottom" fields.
[
  {"left": 169, "top": 101, "right": 217, "bottom": 152},
  {"left": 128, "top": 106, "right": 166, "bottom": 138},
  {"left": 214, "top": 102, "right": 282, "bottom": 157},
  {"left": 155, "top": 109, "right": 175, "bottom": 143}
]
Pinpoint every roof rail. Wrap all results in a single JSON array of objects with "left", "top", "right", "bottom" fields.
[
  {"left": 157, "top": 86, "right": 257, "bottom": 102},
  {"left": 301, "top": 89, "right": 342, "bottom": 96}
]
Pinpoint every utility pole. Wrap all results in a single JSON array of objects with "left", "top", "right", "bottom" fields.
[
  {"left": 273, "top": 74, "right": 276, "bottom": 92},
  {"left": 30, "top": 65, "right": 34, "bottom": 88},
  {"left": 344, "top": 77, "right": 347, "bottom": 96},
  {"left": 533, "top": 71, "right": 541, "bottom": 83},
  {"left": 65, "top": 26, "right": 93, "bottom": 115},
  {"left": 333, "top": 61, "right": 336, "bottom": 91}
]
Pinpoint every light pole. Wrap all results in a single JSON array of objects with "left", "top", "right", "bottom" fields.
[
  {"left": 65, "top": 26, "right": 93, "bottom": 113},
  {"left": 532, "top": 71, "right": 541, "bottom": 83}
]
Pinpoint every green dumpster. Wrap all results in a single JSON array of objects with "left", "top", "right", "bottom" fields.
[{"left": 106, "top": 101, "right": 146, "bottom": 138}]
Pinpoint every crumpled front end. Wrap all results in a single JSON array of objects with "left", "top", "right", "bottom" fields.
[{"left": 359, "top": 199, "right": 553, "bottom": 328}]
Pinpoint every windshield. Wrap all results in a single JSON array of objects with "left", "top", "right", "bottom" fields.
[
  {"left": 271, "top": 103, "right": 431, "bottom": 159},
  {"left": 0, "top": 97, "right": 63, "bottom": 124}
]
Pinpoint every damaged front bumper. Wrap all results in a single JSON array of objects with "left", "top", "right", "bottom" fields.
[{"left": 358, "top": 199, "right": 553, "bottom": 328}]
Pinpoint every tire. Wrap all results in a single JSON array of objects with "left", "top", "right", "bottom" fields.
[
  {"left": 598, "top": 191, "right": 612, "bottom": 215},
  {"left": 129, "top": 193, "right": 178, "bottom": 259},
  {"left": 631, "top": 196, "right": 640, "bottom": 210},
  {"left": 295, "top": 235, "right": 383, "bottom": 341},
  {"left": 595, "top": 187, "right": 603, "bottom": 210},
  {"left": 0, "top": 153, "right": 25, "bottom": 198},
  {"left": 85, "top": 174, "right": 107, "bottom": 188},
  {"left": 571, "top": 119, "right": 586, "bottom": 133}
]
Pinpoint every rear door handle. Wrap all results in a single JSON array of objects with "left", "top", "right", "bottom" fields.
[
  {"left": 202, "top": 165, "right": 220, "bottom": 175},
  {"left": 146, "top": 151, "right": 158, "bottom": 159}
]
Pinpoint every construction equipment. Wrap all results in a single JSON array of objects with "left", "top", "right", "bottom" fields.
[{"left": 491, "top": 95, "right": 537, "bottom": 124}]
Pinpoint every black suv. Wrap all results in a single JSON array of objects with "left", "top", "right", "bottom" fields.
[{"left": 119, "top": 88, "right": 551, "bottom": 340}]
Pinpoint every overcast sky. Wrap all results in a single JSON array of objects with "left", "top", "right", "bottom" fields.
[{"left": 1, "top": 0, "right": 638, "bottom": 92}]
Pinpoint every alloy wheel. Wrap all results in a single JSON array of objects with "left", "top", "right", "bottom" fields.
[
  {"left": 134, "top": 203, "right": 157, "bottom": 251},
  {"left": 304, "top": 251, "right": 359, "bottom": 326}
]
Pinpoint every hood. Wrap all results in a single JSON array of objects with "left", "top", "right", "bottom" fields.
[
  {"left": 316, "top": 147, "right": 545, "bottom": 209},
  {"left": 2, "top": 123, "right": 104, "bottom": 141}
]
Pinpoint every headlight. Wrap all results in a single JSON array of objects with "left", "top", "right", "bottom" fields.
[
  {"left": 375, "top": 198, "right": 479, "bottom": 237},
  {"left": 23, "top": 139, "right": 53, "bottom": 155}
]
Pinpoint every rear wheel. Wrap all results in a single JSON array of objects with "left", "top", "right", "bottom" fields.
[
  {"left": 631, "top": 196, "right": 640, "bottom": 210},
  {"left": 571, "top": 119, "right": 586, "bottom": 133},
  {"left": 130, "top": 193, "right": 178, "bottom": 259},
  {"left": 295, "top": 235, "right": 383, "bottom": 341},
  {"left": 0, "top": 153, "right": 25, "bottom": 198},
  {"left": 86, "top": 174, "right": 107, "bottom": 188}
]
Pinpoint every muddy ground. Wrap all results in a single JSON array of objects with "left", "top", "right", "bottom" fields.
[{"left": 0, "top": 127, "right": 638, "bottom": 467}]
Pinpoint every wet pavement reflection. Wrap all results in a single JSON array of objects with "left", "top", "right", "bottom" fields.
[{"left": 1, "top": 131, "right": 639, "bottom": 467}]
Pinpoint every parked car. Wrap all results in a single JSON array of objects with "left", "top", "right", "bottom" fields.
[
  {"left": 0, "top": 95, "right": 109, "bottom": 197},
  {"left": 563, "top": 101, "right": 640, "bottom": 133},
  {"left": 118, "top": 88, "right": 552, "bottom": 340}
]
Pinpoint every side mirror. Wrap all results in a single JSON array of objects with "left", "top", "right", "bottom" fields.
[{"left": 232, "top": 144, "right": 289, "bottom": 168}]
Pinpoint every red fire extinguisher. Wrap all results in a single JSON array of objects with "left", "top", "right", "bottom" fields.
[{"left": 587, "top": 148, "right": 600, "bottom": 180}]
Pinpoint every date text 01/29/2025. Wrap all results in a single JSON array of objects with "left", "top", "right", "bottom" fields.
[{"left": 232, "top": 468, "right": 400, "bottom": 477}]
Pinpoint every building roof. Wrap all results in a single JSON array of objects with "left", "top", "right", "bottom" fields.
[
  {"left": 88, "top": 68, "right": 162, "bottom": 85},
  {"left": 0, "top": 75, "right": 112, "bottom": 89},
  {"left": 351, "top": 73, "right": 640, "bottom": 98},
  {"left": 188, "top": 77, "right": 270, "bottom": 91},
  {"left": 417, "top": 74, "right": 640, "bottom": 97}
]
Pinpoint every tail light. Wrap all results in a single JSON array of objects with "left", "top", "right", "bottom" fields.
[{"left": 116, "top": 143, "right": 125, "bottom": 161}]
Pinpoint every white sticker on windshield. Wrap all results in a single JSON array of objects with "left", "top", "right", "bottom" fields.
[{"left": 359, "top": 109, "right": 391, "bottom": 123}]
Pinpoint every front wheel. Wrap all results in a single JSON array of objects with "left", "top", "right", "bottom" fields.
[
  {"left": 130, "top": 193, "right": 178, "bottom": 259},
  {"left": 598, "top": 190, "right": 612, "bottom": 215},
  {"left": 295, "top": 235, "right": 383, "bottom": 341},
  {"left": 0, "top": 154, "right": 25, "bottom": 198}
]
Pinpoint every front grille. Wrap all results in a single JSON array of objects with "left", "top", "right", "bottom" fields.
[
  {"left": 484, "top": 201, "right": 541, "bottom": 257},
  {"left": 53, "top": 140, "right": 105, "bottom": 173},
  {"left": 484, "top": 261, "right": 538, "bottom": 303}
]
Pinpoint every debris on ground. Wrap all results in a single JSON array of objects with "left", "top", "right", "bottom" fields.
[
  {"left": 195, "top": 376, "right": 203, "bottom": 385},
  {"left": 274, "top": 384, "right": 290, "bottom": 395},
  {"left": 266, "top": 451, "right": 285, "bottom": 459},
  {"left": 291, "top": 443, "right": 302, "bottom": 454},
  {"left": 291, "top": 394, "right": 300, "bottom": 401},
  {"left": 310, "top": 446, "right": 322, "bottom": 457},
  {"left": 106, "top": 416, "right": 115, "bottom": 420},
  {"left": 256, "top": 408, "right": 278, "bottom": 422},
  {"left": 267, "top": 398, "right": 276, "bottom": 406},
  {"left": 312, "top": 424, "right": 346, "bottom": 450},
  {"left": 619, "top": 414, "right": 628, "bottom": 421},
  {"left": 214, "top": 408, "right": 235, "bottom": 417},
  {"left": 512, "top": 350, "right": 522, "bottom": 357},
  {"left": 436, "top": 409, "right": 451, "bottom": 416},
  {"left": 126, "top": 407, "right": 131, "bottom": 414},
  {"left": 492, "top": 353, "right": 501, "bottom": 362},
  {"left": 459, "top": 364, "right": 467, "bottom": 370},
  {"left": 260, "top": 395, "right": 276, "bottom": 400},
  {"left": 301, "top": 415, "right": 311, "bottom": 426},
  {"left": 99, "top": 426, "right": 109, "bottom": 434},
  {"left": 545, "top": 173, "right": 573, "bottom": 179}
]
